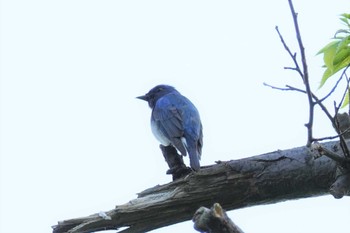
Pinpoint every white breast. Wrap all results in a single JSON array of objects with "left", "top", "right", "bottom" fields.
[{"left": 151, "top": 120, "right": 171, "bottom": 146}]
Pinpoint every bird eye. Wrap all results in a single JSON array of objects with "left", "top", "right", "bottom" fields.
[{"left": 157, "top": 88, "right": 163, "bottom": 92}]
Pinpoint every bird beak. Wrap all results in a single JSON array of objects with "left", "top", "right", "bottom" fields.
[{"left": 136, "top": 95, "right": 148, "bottom": 101}]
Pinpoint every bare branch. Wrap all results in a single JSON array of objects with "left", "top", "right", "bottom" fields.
[
  {"left": 287, "top": 0, "right": 314, "bottom": 146},
  {"left": 313, "top": 135, "right": 342, "bottom": 142},
  {"left": 312, "top": 143, "right": 350, "bottom": 165},
  {"left": 317, "top": 73, "right": 345, "bottom": 104},
  {"left": 263, "top": 83, "right": 334, "bottom": 125},
  {"left": 313, "top": 121, "right": 350, "bottom": 142},
  {"left": 52, "top": 140, "right": 346, "bottom": 233},
  {"left": 275, "top": 26, "right": 303, "bottom": 78},
  {"left": 335, "top": 65, "right": 350, "bottom": 112},
  {"left": 263, "top": 82, "right": 299, "bottom": 92},
  {"left": 193, "top": 203, "right": 244, "bottom": 233}
]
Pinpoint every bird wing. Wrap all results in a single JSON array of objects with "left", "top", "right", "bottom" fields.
[
  {"left": 152, "top": 95, "right": 187, "bottom": 156},
  {"left": 183, "top": 114, "right": 203, "bottom": 170}
]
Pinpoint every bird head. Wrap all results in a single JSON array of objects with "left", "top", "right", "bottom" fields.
[{"left": 137, "top": 85, "right": 177, "bottom": 108}]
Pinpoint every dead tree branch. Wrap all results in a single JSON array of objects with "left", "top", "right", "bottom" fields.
[
  {"left": 193, "top": 203, "right": 244, "bottom": 233},
  {"left": 52, "top": 140, "right": 350, "bottom": 233}
]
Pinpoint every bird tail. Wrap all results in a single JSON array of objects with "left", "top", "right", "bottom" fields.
[{"left": 187, "top": 146, "right": 201, "bottom": 171}]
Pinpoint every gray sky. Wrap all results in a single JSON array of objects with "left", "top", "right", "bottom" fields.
[{"left": 1, "top": 1, "right": 349, "bottom": 233}]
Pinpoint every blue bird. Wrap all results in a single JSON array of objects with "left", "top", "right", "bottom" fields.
[{"left": 137, "top": 85, "right": 203, "bottom": 171}]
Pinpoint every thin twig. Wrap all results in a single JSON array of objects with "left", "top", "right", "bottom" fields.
[
  {"left": 331, "top": 67, "right": 350, "bottom": 159},
  {"left": 264, "top": 83, "right": 334, "bottom": 124},
  {"left": 313, "top": 143, "right": 350, "bottom": 165},
  {"left": 317, "top": 73, "right": 345, "bottom": 104},
  {"left": 288, "top": 0, "right": 314, "bottom": 147},
  {"left": 275, "top": 26, "right": 303, "bottom": 78},
  {"left": 313, "top": 126, "right": 350, "bottom": 142},
  {"left": 336, "top": 65, "right": 350, "bottom": 111},
  {"left": 263, "top": 82, "right": 298, "bottom": 91},
  {"left": 313, "top": 135, "right": 340, "bottom": 142},
  {"left": 285, "top": 85, "right": 307, "bottom": 93}
]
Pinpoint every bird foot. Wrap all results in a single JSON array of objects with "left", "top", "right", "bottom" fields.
[{"left": 166, "top": 165, "right": 192, "bottom": 180}]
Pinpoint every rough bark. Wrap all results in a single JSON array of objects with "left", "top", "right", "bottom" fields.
[
  {"left": 193, "top": 203, "right": 244, "bottom": 233},
  {"left": 52, "top": 140, "right": 347, "bottom": 233}
]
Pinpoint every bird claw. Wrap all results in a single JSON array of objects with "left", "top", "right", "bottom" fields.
[{"left": 166, "top": 166, "right": 192, "bottom": 180}]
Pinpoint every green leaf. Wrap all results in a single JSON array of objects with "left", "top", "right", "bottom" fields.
[
  {"left": 317, "top": 40, "right": 339, "bottom": 55},
  {"left": 335, "top": 36, "right": 350, "bottom": 53},
  {"left": 334, "top": 52, "right": 350, "bottom": 71},
  {"left": 341, "top": 13, "right": 350, "bottom": 20},
  {"left": 323, "top": 41, "right": 338, "bottom": 71},
  {"left": 340, "top": 13, "right": 350, "bottom": 27},
  {"left": 319, "top": 54, "right": 350, "bottom": 88},
  {"left": 318, "top": 13, "right": 350, "bottom": 89},
  {"left": 319, "top": 68, "right": 333, "bottom": 88},
  {"left": 340, "top": 17, "right": 350, "bottom": 27},
  {"left": 333, "top": 47, "right": 350, "bottom": 67}
]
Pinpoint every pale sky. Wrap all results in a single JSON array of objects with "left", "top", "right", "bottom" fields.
[{"left": 1, "top": 1, "right": 350, "bottom": 233}]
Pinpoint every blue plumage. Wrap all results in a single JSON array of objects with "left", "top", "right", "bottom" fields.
[{"left": 137, "top": 85, "right": 203, "bottom": 171}]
